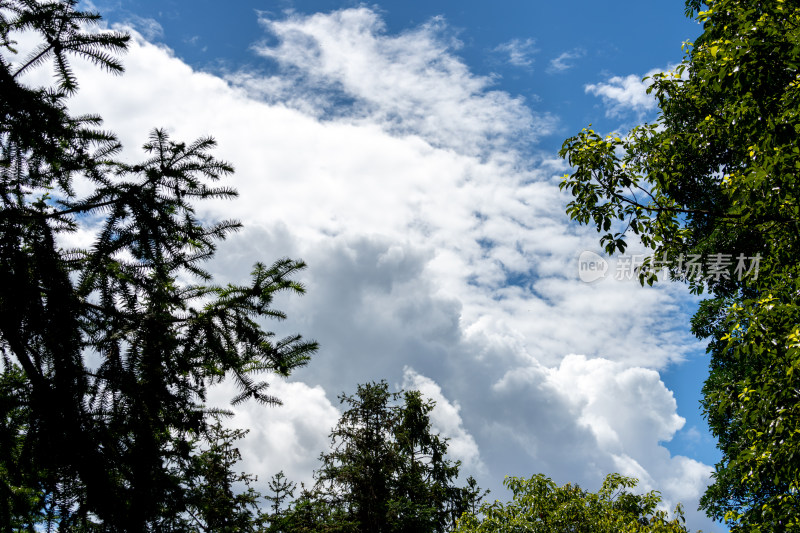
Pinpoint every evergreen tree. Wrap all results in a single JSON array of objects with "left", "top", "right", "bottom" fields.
[
  {"left": 284, "top": 381, "right": 485, "bottom": 533},
  {"left": 173, "top": 419, "right": 266, "bottom": 532},
  {"left": 264, "top": 471, "right": 297, "bottom": 532},
  {"left": 266, "top": 471, "right": 297, "bottom": 517},
  {"left": 0, "top": 1, "right": 317, "bottom": 529}
]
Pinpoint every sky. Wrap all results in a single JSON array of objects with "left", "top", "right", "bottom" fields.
[{"left": 22, "top": 0, "right": 725, "bottom": 529}]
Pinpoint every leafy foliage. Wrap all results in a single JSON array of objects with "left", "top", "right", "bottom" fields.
[
  {"left": 456, "top": 473, "right": 690, "bottom": 533},
  {"left": 0, "top": 1, "right": 316, "bottom": 529},
  {"left": 559, "top": 0, "right": 800, "bottom": 530}
]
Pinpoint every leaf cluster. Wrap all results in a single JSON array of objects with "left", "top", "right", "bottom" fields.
[
  {"left": 456, "top": 473, "right": 691, "bottom": 533},
  {"left": 559, "top": 0, "right": 800, "bottom": 530}
]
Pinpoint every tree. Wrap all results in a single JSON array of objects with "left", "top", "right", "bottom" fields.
[
  {"left": 0, "top": 0, "right": 317, "bottom": 529},
  {"left": 559, "top": 0, "right": 800, "bottom": 530},
  {"left": 266, "top": 471, "right": 297, "bottom": 518},
  {"left": 177, "top": 419, "right": 266, "bottom": 532},
  {"left": 274, "top": 484, "right": 352, "bottom": 533},
  {"left": 455, "top": 473, "right": 690, "bottom": 533},
  {"left": 263, "top": 471, "right": 298, "bottom": 532},
  {"left": 281, "top": 381, "right": 485, "bottom": 533}
]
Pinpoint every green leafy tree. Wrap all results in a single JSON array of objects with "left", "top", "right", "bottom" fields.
[
  {"left": 282, "top": 381, "right": 484, "bottom": 533},
  {"left": 0, "top": 0, "right": 316, "bottom": 529},
  {"left": 559, "top": 0, "right": 800, "bottom": 530},
  {"left": 456, "top": 473, "right": 690, "bottom": 533}
]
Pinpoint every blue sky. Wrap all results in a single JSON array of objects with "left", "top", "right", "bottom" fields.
[{"left": 52, "top": 1, "right": 721, "bottom": 529}]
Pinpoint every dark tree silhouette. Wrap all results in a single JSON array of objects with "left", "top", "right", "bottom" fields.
[{"left": 0, "top": 1, "right": 316, "bottom": 529}]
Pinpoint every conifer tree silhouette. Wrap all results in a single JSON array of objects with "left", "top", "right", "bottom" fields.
[{"left": 0, "top": 1, "right": 316, "bottom": 529}]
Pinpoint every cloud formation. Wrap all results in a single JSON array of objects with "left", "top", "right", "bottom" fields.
[
  {"left": 547, "top": 48, "right": 585, "bottom": 73},
  {"left": 493, "top": 38, "right": 538, "bottom": 68},
  {"left": 207, "top": 379, "right": 340, "bottom": 487},
  {"left": 123, "top": 15, "right": 164, "bottom": 41},
  {"left": 402, "top": 367, "right": 485, "bottom": 474},
  {"left": 584, "top": 68, "right": 664, "bottom": 118},
  {"left": 45, "top": 8, "right": 718, "bottom": 529},
  {"left": 245, "top": 9, "right": 550, "bottom": 156},
  {"left": 491, "top": 354, "right": 711, "bottom": 510}
]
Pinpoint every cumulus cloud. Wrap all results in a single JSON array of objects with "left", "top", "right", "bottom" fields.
[
  {"left": 492, "top": 355, "right": 711, "bottom": 522},
  {"left": 544, "top": 355, "right": 686, "bottom": 456},
  {"left": 207, "top": 379, "right": 340, "bottom": 489},
  {"left": 401, "top": 367, "right": 485, "bottom": 474},
  {"left": 42, "top": 9, "right": 719, "bottom": 530},
  {"left": 493, "top": 38, "right": 538, "bottom": 68},
  {"left": 584, "top": 67, "right": 665, "bottom": 118}
]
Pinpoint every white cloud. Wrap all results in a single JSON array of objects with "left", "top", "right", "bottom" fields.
[
  {"left": 247, "top": 9, "right": 550, "bottom": 157},
  {"left": 207, "top": 378, "right": 340, "bottom": 489},
  {"left": 547, "top": 355, "right": 686, "bottom": 448},
  {"left": 43, "top": 9, "right": 720, "bottom": 530},
  {"left": 584, "top": 67, "right": 665, "bottom": 118},
  {"left": 547, "top": 48, "right": 585, "bottom": 73},
  {"left": 684, "top": 425, "right": 703, "bottom": 442},
  {"left": 493, "top": 354, "right": 712, "bottom": 524},
  {"left": 493, "top": 38, "right": 538, "bottom": 68},
  {"left": 124, "top": 15, "right": 164, "bottom": 41}
]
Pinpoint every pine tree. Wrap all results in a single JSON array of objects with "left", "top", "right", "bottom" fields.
[
  {"left": 266, "top": 471, "right": 297, "bottom": 518},
  {"left": 292, "top": 381, "right": 483, "bottom": 533},
  {"left": 178, "top": 419, "right": 265, "bottom": 532},
  {"left": 0, "top": 1, "right": 317, "bottom": 529}
]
